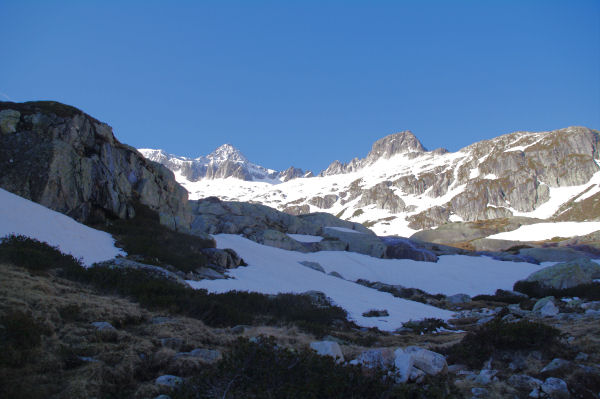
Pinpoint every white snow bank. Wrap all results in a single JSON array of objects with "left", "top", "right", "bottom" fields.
[
  {"left": 325, "top": 226, "right": 363, "bottom": 234},
  {"left": 488, "top": 222, "right": 600, "bottom": 242},
  {"left": 187, "top": 234, "right": 548, "bottom": 330},
  {"left": 0, "top": 188, "right": 124, "bottom": 265},
  {"left": 188, "top": 235, "right": 453, "bottom": 330},
  {"left": 287, "top": 233, "right": 323, "bottom": 243}
]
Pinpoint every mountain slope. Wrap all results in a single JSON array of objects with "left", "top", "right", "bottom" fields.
[{"left": 145, "top": 127, "right": 600, "bottom": 237}]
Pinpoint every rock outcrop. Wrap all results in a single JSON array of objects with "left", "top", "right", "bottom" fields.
[
  {"left": 524, "top": 258, "right": 600, "bottom": 289},
  {"left": 0, "top": 101, "right": 190, "bottom": 230}
]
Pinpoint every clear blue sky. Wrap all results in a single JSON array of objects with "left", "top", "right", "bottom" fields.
[{"left": 2, "top": 1, "right": 599, "bottom": 173}]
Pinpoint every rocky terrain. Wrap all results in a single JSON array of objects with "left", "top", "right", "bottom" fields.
[
  {"left": 1, "top": 100, "right": 599, "bottom": 398},
  {"left": 144, "top": 127, "right": 600, "bottom": 239}
]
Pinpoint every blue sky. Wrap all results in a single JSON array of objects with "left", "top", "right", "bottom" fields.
[{"left": 2, "top": 1, "right": 599, "bottom": 173}]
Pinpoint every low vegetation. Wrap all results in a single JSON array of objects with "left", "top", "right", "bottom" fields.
[
  {"left": 401, "top": 318, "right": 448, "bottom": 334},
  {"left": 175, "top": 337, "right": 459, "bottom": 399},
  {"left": 443, "top": 319, "right": 564, "bottom": 368},
  {"left": 0, "top": 235, "right": 348, "bottom": 335},
  {"left": 97, "top": 203, "right": 216, "bottom": 273},
  {"left": 514, "top": 280, "right": 600, "bottom": 301}
]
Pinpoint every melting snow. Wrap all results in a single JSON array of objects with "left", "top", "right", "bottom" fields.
[
  {"left": 188, "top": 234, "right": 548, "bottom": 330},
  {"left": 0, "top": 188, "right": 124, "bottom": 265},
  {"left": 287, "top": 234, "right": 323, "bottom": 243}
]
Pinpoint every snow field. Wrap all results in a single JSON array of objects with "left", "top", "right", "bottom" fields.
[
  {"left": 188, "top": 234, "right": 548, "bottom": 331},
  {"left": 0, "top": 188, "right": 124, "bottom": 266},
  {"left": 488, "top": 221, "right": 600, "bottom": 241}
]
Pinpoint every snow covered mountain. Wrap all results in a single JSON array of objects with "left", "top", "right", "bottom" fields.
[
  {"left": 141, "top": 126, "right": 600, "bottom": 237},
  {"left": 139, "top": 144, "right": 312, "bottom": 183}
]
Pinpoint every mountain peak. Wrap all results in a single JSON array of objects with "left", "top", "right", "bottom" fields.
[
  {"left": 366, "top": 130, "right": 427, "bottom": 162},
  {"left": 206, "top": 144, "right": 248, "bottom": 163}
]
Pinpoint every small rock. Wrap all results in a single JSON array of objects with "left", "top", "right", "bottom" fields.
[
  {"left": 0, "top": 109, "right": 21, "bottom": 134},
  {"left": 533, "top": 297, "right": 559, "bottom": 317},
  {"left": 474, "top": 369, "right": 497, "bottom": 385},
  {"left": 541, "top": 358, "right": 571, "bottom": 374},
  {"left": 154, "top": 395, "right": 171, "bottom": 399},
  {"left": 328, "top": 271, "right": 343, "bottom": 279},
  {"left": 541, "top": 377, "right": 568, "bottom": 396},
  {"left": 529, "top": 387, "right": 541, "bottom": 398},
  {"left": 92, "top": 321, "right": 116, "bottom": 331},
  {"left": 299, "top": 260, "right": 325, "bottom": 273},
  {"left": 362, "top": 309, "right": 389, "bottom": 317},
  {"left": 309, "top": 341, "right": 344, "bottom": 362},
  {"left": 188, "top": 348, "right": 222, "bottom": 363},
  {"left": 471, "top": 387, "right": 489, "bottom": 398},
  {"left": 575, "top": 352, "right": 589, "bottom": 362},
  {"left": 231, "top": 325, "right": 248, "bottom": 334},
  {"left": 404, "top": 346, "right": 448, "bottom": 375},
  {"left": 508, "top": 374, "right": 543, "bottom": 390},
  {"left": 155, "top": 375, "right": 183, "bottom": 388},
  {"left": 351, "top": 348, "right": 394, "bottom": 369}
]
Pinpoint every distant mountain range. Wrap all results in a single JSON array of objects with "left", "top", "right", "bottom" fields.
[
  {"left": 140, "top": 126, "right": 600, "bottom": 237},
  {"left": 139, "top": 144, "right": 313, "bottom": 183}
]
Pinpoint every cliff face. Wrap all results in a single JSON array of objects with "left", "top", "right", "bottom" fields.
[{"left": 0, "top": 101, "right": 191, "bottom": 231}]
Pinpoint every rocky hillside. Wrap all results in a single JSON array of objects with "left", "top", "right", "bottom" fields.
[
  {"left": 139, "top": 144, "right": 313, "bottom": 183},
  {"left": 147, "top": 127, "right": 600, "bottom": 236},
  {"left": 0, "top": 101, "right": 190, "bottom": 231}
]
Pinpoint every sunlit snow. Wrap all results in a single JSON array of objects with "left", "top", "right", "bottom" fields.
[{"left": 488, "top": 222, "right": 600, "bottom": 241}]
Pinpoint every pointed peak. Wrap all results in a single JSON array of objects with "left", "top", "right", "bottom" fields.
[{"left": 207, "top": 143, "right": 248, "bottom": 163}]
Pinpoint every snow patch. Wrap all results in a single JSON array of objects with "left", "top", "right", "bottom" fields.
[
  {"left": 0, "top": 188, "right": 124, "bottom": 265},
  {"left": 287, "top": 234, "right": 323, "bottom": 243},
  {"left": 488, "top": 222, "right": 600, "bottom": 241}
]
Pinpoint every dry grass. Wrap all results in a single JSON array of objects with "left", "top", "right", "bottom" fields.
[{"left": 0, "top": 264, "right": 238, "bottom": 398}]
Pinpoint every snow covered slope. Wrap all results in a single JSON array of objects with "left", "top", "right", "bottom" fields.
[
  {"left": 188, "top": 234, "right": 547, "bottom": 330},
  {"left": 142, "top": 127, "right": 600, "bottom": 238},
  {"left": 0, "top": 188, "right": 123, "bottom": 265}
]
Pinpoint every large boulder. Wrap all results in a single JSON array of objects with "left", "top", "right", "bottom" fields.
[
  {"left": 404, "top": 346, "right": 448, "bottom": 376},
  {"left": 519, "top": 247, "right": 593, "bottom": 263},
  {"left": 0, "top": 101, "right": 191, "bottom": 231},
  {"left": 382, "top": 237, "right": 438, "bottom": 262},
  {"left": 524, "top": 258, "right": 600, "bottom": 289},
  {"left": 322, "top": 227, "right": 386, "bottom": 258}
]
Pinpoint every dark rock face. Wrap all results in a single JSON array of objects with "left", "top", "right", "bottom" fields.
[{"left": 0, "top": 101, "right": 191, "bottom": 230}]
